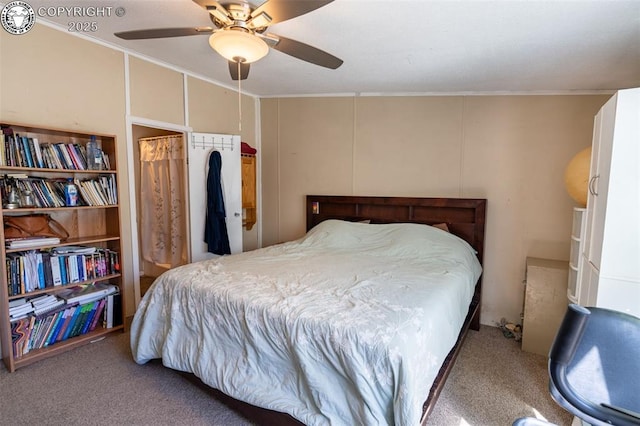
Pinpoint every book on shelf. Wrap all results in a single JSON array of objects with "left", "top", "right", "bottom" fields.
[
  {"left": 6, "top": 253, "right": 22, "bottom": 296},
  {"left": 8, "top": 297, "right": 27, "bottom": 308},
  {"left": 33, "top": 314, "right": 55, "bottom": 349},
  {"left": 60, "top": 305, "right": 82, "bottom": 341},
  {"left": 41, "top": 251, "right": 54, "bottom": 287},
  {"left": 36, "top": 251, "right": 45, "bottom": 289},
  {"left": 88, "top": 298, "right": 106, "bottom": 332},
  {"left": 22, "top": 251, "right": 38, "bottom": 292},
  {"left": 58, "top": 255, "right": 69, "bottom": 284},
  {"left": 46, "top": 301, "right": 79, "bottom": 345},
  {"left": 5, "top": 172, "right": 29, "bottom": 179},
  {"left": 22, "top": 316, "right": 36, "bottom": 355},
  {"left": 31, "top": 137, "right": 44, "bottom": 168},
  {"left": 104, "top": 290, "right": 122, "bottom": 329},
  {"left": 13, "top": 134, "right": 26, "bottom": 167},
  {"left": 104, "top": 292, "right": 114, "bottom": 329},
  {"left": 39, "top": 143, "right": 62, "bottom": 169},
  {"left": 113, "top": 290, "right": 122, "bottom": 327},
  {"left": 67, "top": 255, "right": 79, "bottom": 283},
  {"left": 68, "top": 302, "right": 94, "bottom": 338},
  {"left": 80, "top": 300, "right": 100, "bottom": 335},
  {"left": 52, "top": 246, "right": 96, "bottom": 255},
  {"left": 101, "top": 152, "right": 110, "bottom": 170},
  {"left": 6, "top": 237, "right": 61, "bottom": 250},
  {"left": 11, "top": 318, "right": 30, "bottom": 358},
  {"left": 0, "top": 132, "right": 5, "bottom": 165},
  {"left": 65, "top": 144, "right": 87, "bottom": 170},
  {"left": 55, "top": 305, "right": 76, "bottom": 342},
  {"left": 53, "top": 143, "right": 74, "bottom": 170},
  {"left": 50, "top": 256, "right": 62, "bottom": 286},
  {"left": 9, "top": 302, "right": 34, "bottom": 321},
  {"left": 43, "top": 309, "right": 65, "bottom": 347},
  {"left": 33, "top": 298, "right": 65, "bottom": 316},
  {"left": 29, "top": 294, "right": 57, "bottom": 307},
  {"left": 20, "top": 136, "right": 34, "bottom": 168},
  {"left": 55, "top": 282, "right": 118, "bottom": 306}
]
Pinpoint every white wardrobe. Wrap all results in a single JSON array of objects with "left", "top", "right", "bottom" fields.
[{"left": 577, "top": 87, "right": 639, "bottom": 317}]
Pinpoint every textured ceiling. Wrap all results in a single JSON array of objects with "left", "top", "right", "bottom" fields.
[{"left": 23, "top": 0, "right": 640, "bottom": 97}]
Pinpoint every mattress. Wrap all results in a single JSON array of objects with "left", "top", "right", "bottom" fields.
[{"left": 130, "top": 219, "right": 482, "bottom": 425}]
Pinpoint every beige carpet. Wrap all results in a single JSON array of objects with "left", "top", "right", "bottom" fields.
[
  {"left": 430, "top": 326, "right": 572, "bottom": 425},
  {"left": 0, "top": 325, "right": 572, "bottom": 426}
]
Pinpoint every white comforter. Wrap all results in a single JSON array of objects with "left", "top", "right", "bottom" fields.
[{"left": 130, "top": 220, "right": 482, "bottom": 425}]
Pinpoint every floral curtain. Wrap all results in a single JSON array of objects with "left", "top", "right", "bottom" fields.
[{"left": 139, "top": 135, "right": 187, "bottom": 268}]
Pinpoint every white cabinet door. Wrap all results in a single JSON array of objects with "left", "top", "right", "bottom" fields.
[
  {"left": 578, "top": 87, "right": 640, "bottom": 317},
  {"left": 187, "top": 133, "right": 243, "bottom": 263},
  {"left": 599, "top": 91, "right": 640, "bottom": 282},
  {"left": 584, "top": 94, "right": 616, "bottom": 271}
]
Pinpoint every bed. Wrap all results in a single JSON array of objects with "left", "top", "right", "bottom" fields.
[{"left": 130, "top": 195, "right": 487, "bottom": 425}]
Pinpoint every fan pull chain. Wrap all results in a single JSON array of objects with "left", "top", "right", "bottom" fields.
[{"left": 237, "top": 61, "right": 242, "bottom": 132}]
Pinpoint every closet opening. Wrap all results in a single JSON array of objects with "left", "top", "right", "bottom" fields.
[{"left": 132, "top": 125, "right": 188, "bottom": 297}]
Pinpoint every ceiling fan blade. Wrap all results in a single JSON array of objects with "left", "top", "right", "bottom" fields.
[
  {"left": 250, "top": 0, "right": 334, "bottom": 26},
  {"left": 265, "top": 34, "right": 342, "bottom": 69},
  {"left": 229, "top": 61, "right": 250, "bottom": 80},
  {"left": 114, "top": 27, "right": 214, "bottom": 40}
]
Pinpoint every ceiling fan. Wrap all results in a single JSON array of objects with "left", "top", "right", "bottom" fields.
[{"left": 114, "top": 0, "right": 343, "bottom": 80}]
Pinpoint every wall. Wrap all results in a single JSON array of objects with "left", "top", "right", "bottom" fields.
[
  {"left": 0, "top": 20, "right": 611, "bottom": 329},
  {"left": 260, "top": 95, "right": 609, "bottom": 325},
  {"left": 0, "top": 23, "right": 259, "bottom": 317}
]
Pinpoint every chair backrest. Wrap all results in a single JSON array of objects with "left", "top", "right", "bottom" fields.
[{"left": 548, "top": 304, "right": 640, "bottom": 426}]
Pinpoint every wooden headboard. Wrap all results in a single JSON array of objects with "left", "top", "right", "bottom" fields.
[{"left": 306, "top": 195, "right": 487, "bottom": 263}]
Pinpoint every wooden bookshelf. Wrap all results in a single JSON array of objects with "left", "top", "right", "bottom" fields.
[{"left": 0, "top": 122, "right": 124, "bottom": 372}]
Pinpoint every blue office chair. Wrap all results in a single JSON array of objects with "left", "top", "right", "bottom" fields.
[{"left": 514, "top": 304, "right": 640, "bottom": 426}]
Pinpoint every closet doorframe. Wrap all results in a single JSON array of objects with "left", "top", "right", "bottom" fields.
[{"left": 126, "top": 117, "right": 192, "bottom": 308}]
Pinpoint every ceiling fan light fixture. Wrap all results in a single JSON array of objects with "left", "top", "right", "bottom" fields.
[{"left": 208, "top": 30, "right": 269, "bottom": 63}]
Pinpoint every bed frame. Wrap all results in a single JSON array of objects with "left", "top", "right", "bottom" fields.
[{"left": 185, "top": 195, "right": 487, "bottom": 425}]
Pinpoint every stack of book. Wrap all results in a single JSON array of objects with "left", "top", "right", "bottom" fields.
[
  {"left": 8, "top": 298, "right": 35, "bottom": 321},
  {"left": 6, "top": 237, "right": 61, "bottom": 250},
  {"left": 30, "top": 294, "right": 65, "bottom": 315}
]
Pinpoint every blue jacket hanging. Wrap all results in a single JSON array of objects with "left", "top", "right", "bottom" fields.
[{"left": 204, "top": 150, "right": 231, "bottom": 255}]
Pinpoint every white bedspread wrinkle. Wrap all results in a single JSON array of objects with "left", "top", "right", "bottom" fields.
[{"left": 131, "top": 220, "right": 482, "bottom": 425}]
